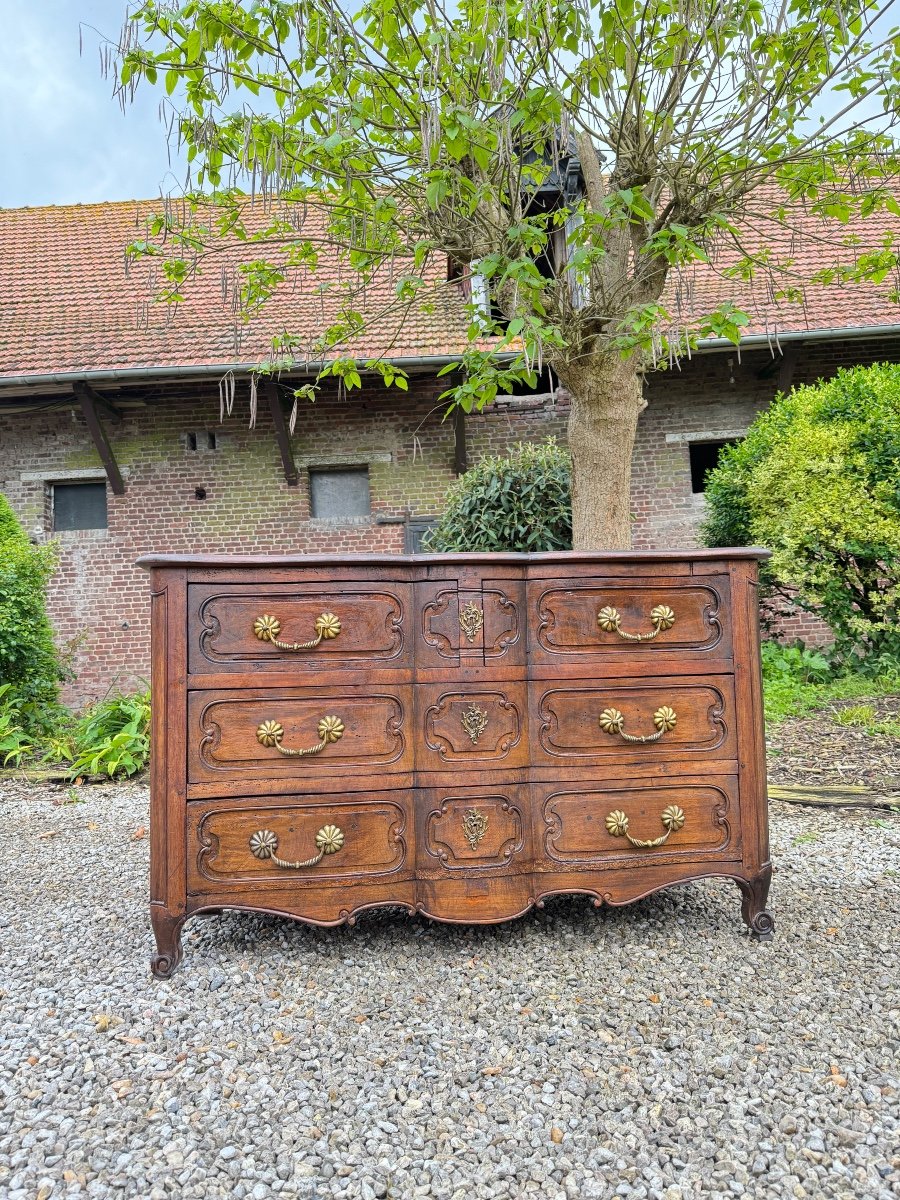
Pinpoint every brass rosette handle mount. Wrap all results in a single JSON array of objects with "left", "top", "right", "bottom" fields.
[
  {"left": 599, "top": 705, "right": 677, "bottom": 744},
  {"left": 253, "top": 611, "right": 341, "bottom": 651},
  {"left": 597, "top": 604, "right": 675, "bottom": 642},
  {"left": 256, "top": 715, "right": 345, "bottom": 757},
  {"left": 249, "top": 824, "right": 345, "bottom": 869},
  {"left": 605, "top": 805, "right": 686, "bottom": 849}
]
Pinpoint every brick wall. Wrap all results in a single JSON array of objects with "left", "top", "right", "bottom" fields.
[
  {"left": 2, "top": 336, "right": 898, "bottom": 705},
  {"left": 0, "top": 376, "right": 460, "bottom": 705}
]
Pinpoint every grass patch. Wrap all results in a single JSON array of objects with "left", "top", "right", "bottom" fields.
[
  {"left": 764, "top": 671, "right": 900, "bottom": 726},
  {"left": 792, "top": 831, "right": 819, "bottom": 845},
  {"left": 832, "top": 704, "right": 877, "bottom": 727}
]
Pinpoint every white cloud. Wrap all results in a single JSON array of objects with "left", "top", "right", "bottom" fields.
[{"left": 0, "top": 0, "right": 185, "bottom": 206}]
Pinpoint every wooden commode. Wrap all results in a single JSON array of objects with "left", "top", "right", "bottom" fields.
[{"left": 139, "top": 549, "right": 773, "bottom": 977}]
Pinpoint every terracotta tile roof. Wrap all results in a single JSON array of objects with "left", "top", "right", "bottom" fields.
[
  {"left": 0, "top": 199, "right": 472, "bottom": 381},
  {"left": 663, "top": 192, "right": 900, "bottom": 342},
  {"left": 0, "top": 195, "right": 898, "bottom": 383}
]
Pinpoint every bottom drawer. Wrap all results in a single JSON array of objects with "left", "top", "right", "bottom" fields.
[
  {"left": 535, "top": 775, "right": 740, "bottom": 869},
  {"left": 187, "top": 794, "right": 410, "bottom": 892}
]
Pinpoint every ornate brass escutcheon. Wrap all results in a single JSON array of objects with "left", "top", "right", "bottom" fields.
[
  {"left": 462, "top": 807, "right": 489, "bottom": 851},
  {"left": 458, "top": 600, "right": 484, "bottom": 643},
  {"left": 249, "top": 824, "right": 345, "bottom": 869},
  {"left": 460, "top": 701, "right": 489, "bottom": 744},
  {"left": 597, "top": 604, "right": 675, "bottom": 642},
  {"left": 256, "top": 715, "right": 345, "bottom": 757},
  {"left": 253, "top": 611, "right": 341, "bottom": 651},
  {"left": 605, "top": 804, "right": 685, "bottom": 849},
  {"left": 598, "top": 705, "right": 677, "bottom": 744}
]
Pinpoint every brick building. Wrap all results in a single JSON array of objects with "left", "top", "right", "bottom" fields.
[{"left": 2, "top": 200, "right": 899, "bottom": 705}]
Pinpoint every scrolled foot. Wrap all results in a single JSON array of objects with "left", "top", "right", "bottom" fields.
[
  {"left": 737, "top": 866, "right": 774, "bottom": 941},
  {"left": 150, "top": 908, "right": 185, "bottom": 979}
]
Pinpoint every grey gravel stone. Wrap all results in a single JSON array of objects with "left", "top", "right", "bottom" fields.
[{"left": 1, "top": 780, "right": 899, "bottom": 1200}]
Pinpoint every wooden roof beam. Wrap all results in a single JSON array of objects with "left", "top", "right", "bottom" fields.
[
  {"left": 73, "top": 382, "right": 125, "bottom": 495},
  {"left": 264, "top": 380, "right": 299, "bottom": 486}
]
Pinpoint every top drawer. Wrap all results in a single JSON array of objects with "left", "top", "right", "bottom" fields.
[
  {"left": 189, "top": 582, "right": 412, "bottom": 675},
  {"left": 529, "top": 575, "right": 731, "bottom": 668}
]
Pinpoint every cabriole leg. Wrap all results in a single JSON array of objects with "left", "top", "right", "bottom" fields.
[
  {"left": 736, "top": 866, "right": 774, "bottom": 941},
  {"left": 151, "top": 907, "right": 186, "bottom": 978}
]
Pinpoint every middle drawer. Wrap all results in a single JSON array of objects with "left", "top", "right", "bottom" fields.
[{"left": 188, "top": 684, "right": 414, "bottom": 784}]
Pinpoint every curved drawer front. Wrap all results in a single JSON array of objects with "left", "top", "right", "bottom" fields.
[
  {"left": 188, "top": 582, "right": 410, "bottom": 673},
  {"left": 188, "top": 687, "right": 412, "bottom": 782},
  {"left": 530, "top": 576, "right": 730, "bottom": 666},
  {"left": 418, "top": 682, "right": 529, "bottom": 770},
  {"left": 536, "top": 776, "right": 740, "bottom": 868},
  {"left": 420, "top": 789, "right": 528, "bottom": 873},
  {"left": 532, "top": 676, "right": 736, "bottom": 766},
  {"left": 187, "top": 796, "right": 409, "bottom": 890}
]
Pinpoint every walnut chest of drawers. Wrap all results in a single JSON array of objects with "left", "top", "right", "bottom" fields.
[{"left": 138, "top": 549, "right": 773, "bottom": 977}]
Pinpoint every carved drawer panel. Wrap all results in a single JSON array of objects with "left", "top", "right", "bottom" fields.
[
  {"left": 417, "top": 578, "right": 525, "bottom": 668},
  {"left": 536, "top": 776, "right": 740, "bottom": 868},
  {"left": 417, "top": 681, "right": 529, "bottom": 770},
  {"left": 187, "top": 794, "right": 410, "bottom": 892},
  {"left": 531, "top": 675, "right": 736, "bottom": 767},
  {"left": 530, "top": 576, "right": 731, "bottom": 668},
  {"left": 187, "top": 686, "right": 413, "bottom": 783},
  {"left": 419, "top": 788, "right": 529, "bottom": 875},
  {"left": 188, "top": 582, "right": 411, "bottom": 674}
]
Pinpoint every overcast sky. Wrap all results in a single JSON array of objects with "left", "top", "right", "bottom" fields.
[{"left": 0, "top": 0, "right": 183, "bottom": 208}]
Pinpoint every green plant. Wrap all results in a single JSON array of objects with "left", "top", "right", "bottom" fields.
[
  {"left": 832, "top": 704, "right": 877, "bottom": 728},
  {"left": 792, "top": 832, "right": 819, "bottom": 846},
  {"left": 0, "top": 683, "right": 32, "bottom": 765},
  {"left": 68, "top": 689, "right": 151, "bottom": 780},
  {"left": 424, "top": 439, "right": 572, "bottom": 553},
  {"left": 40, "top": 733, "right": 75, "bottom": 764},
  {"left": 0, "top": 493, "right": 68, "bottom": 734},
  {"left": 703, "top": 364, "right": 900, "bottom": 667},
  {"left": 868, "top": 717, "right": 900, "bottom": 738},
  {"left": 761, "top": 641, "right": 832, "bottom": 687}
]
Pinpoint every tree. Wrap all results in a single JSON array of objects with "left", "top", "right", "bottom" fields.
[
  {"left": 113, "top": 0, "right": 900, "bottom": 547},
  {"left": 702, "top": 362, "right": 900, "bottom": 665}
]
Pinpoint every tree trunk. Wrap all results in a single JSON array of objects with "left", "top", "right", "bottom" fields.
[{"left": 560, "top": 352, "right": 646, "bottom": 550}]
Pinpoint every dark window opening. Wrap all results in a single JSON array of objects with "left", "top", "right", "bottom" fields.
[
  {"left": 499, "top": 364, "right": 556, "bottom": 398},
  {"left": 52, "top": 482, "right": 108, "bottom": 531},
  {"left": 185, "top": 430, "right": 217, "bottom": 452},
  {"left": 689, "top": 440, "right": 735, "bottom": 493},
  {"left": 405, "top": 518, "right": 439, "bottom": 553},
  {"left": 309, "top": 467, "right": 371, "bottom": 521},
  {"left": 194, "top": 487, "right": 207, "bottom": 501}
]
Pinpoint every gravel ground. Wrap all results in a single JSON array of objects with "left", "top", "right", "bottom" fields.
[{"left": 1, "top": 779, "right": 899, "bottom": 1200}]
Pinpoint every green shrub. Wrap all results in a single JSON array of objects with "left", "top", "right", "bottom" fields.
[
  {"left": 702, "top": 363, "right": 900, "bottom": 666},
  {"left": 0, "top": 683, "right": 33, "bottom": 765},
  {"left": 0, "top": 493, "right": 67, "bottom": 733},
  {"left": 424, "top": 438, "right": 572, "bottom": 553},
  {"left": 760, "top": 641, "right": 832, "bottom": 686},
  {"left": 68, "top": 688, "right": 151, "bottom": 780}
]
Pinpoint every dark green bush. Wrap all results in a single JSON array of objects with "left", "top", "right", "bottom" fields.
[
  {"left": 702, "top": 363, "right": 900, "bottom": 667},
  {"left": 0, "top": 493, "right": 67, "bottom": 733},
  {"left": 424, "top": 438, "right": 572, "bottom": 552}
]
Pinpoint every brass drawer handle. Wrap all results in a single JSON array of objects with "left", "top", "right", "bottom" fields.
[
  {"left": 256, "top": 715, "right": 344, "bottom": 757},
  {"left": 249, "top": 824, "right": 345, "bottom": 869},
  {"left": 599, "top": 705, "right": 677, "bottom": 743},
  {"left": 253, "top": 611, "right": 341, "bottom": 651},
  {"left": 597, "top": 604, "right": 675, "bottom": 641},
  {"left": 605, "top": 805, "right": 685, "bottom": 848}
]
